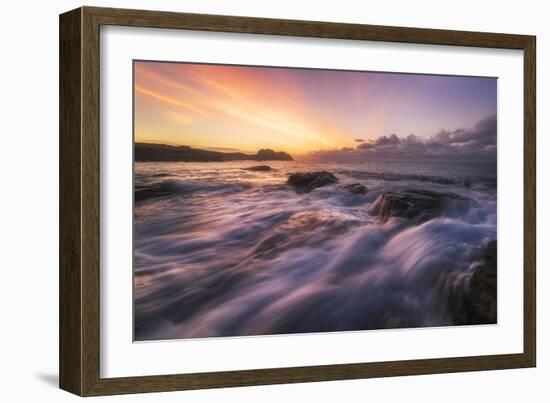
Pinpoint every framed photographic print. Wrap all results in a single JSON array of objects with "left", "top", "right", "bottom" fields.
[{"left": 59, "top": 6, "right": 536, "bottom": 396}]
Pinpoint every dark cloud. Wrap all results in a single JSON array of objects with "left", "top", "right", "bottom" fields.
[
  {"left": 354, "top": 138, "right": 365, "bottom": 143},
  {"left": 358, "top": 133, "right": 400, "bottom": 149},
  {"left": 304, "top": 114, "right": 496, "bottom": 163}
]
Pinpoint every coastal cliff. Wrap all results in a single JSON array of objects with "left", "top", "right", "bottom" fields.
[{"left": 135, "top": 143, "right": 293, "bottom": 162}]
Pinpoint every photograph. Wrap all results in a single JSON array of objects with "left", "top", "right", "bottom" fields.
[{"left": 132, "top": 60, "right": 498, "bottom": 342}]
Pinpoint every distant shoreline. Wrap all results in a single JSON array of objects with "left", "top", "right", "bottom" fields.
[{"left": 135, "top": 142, "right": 293, "bottom": 162}]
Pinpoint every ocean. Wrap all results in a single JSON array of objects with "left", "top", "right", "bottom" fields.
[{"left": 133, "top": 160, "right": 497, "bottom": 341}]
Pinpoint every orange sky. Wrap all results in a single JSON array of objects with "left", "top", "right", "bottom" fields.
[
  {"left": 134, "top": 62, "right": 352, "bottom": 155},
  {"left": 134, "top": 61, "right": 497, "bottom": 157}
]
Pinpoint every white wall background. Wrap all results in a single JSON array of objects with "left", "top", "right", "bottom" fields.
[{"left": 0, "top": 0, "right": 546, "bottom": 401}]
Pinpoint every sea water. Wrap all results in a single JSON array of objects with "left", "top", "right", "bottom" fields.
[{"left": 133, "top": 160, "right": 497, "bottom": 341}]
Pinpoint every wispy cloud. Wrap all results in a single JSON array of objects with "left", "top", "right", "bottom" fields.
[
  {"left": 134, "top": 61, "right": 496, "bottom": 156},
  {"left": 135, "top": 85, "right": 212, "bottom": 117},
  {"left": 134, "top": 62, "right": 349, "bottom": 153}
]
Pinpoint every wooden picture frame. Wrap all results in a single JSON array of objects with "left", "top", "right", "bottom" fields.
[{"left": 59, "top": 6, "right": 536, "bottom": 396}]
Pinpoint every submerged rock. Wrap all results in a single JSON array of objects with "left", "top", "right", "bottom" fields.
[
  {"left": 371, "top": 189, "right": 468, "bottom": 223},
  {"left": 242, "top": 165, "right": 272, "bottom": 172},
  {"left": 134, "top": 182, "right": 175, "bottom": 202},
  {"left": 253, "top": 211, "right": 360, "bottom": 259},
  {"left": 287, "top": 171, "right": 338, "bottom": 193},
  {"left": 451, "top": 240, "right": 497, "bottom": 325},
  {"left": 342, "top": 183, "right": 368, "bottom": 195}
]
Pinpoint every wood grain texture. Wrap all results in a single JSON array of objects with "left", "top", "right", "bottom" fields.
[
  {"left": 85, "top": 6, "right": 532, "bottom": 49},
  {"left": 81, "top": 6, "right": 102, "bottom": 396},
  {"left": 59, "top": 8, "right": 82, "bottom": 396},
  {"left": 523, "top": 37, "right": 536, "bottom": 367},
  {"left": 59, "top": 6, "right": 537, "bottom": 396}
]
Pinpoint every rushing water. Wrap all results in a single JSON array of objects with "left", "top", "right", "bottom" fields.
[{"left": 133, "top": 160, "right": 497, "bottom": 341}]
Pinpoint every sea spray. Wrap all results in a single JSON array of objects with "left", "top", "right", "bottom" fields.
[{"left": 133, "top": 160, "right": 497, "bottom": 340}]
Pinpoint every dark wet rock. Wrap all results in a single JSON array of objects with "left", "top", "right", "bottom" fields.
[
  {"left": 342, "top": 183, "right": 368, "bottom": 195},
  {"left": 371, "top": 189, "right": 468, "bottom": 223},
  {"left": 451, "top": 240, "right": 497, "bottom": 325},
  {"left": 287, "top": 171, "right": 338, "bottom": 193},
  {"left": 242, "top": 165, "right": 272, "bottom": 172}
]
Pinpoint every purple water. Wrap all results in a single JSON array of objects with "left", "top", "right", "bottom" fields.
[{"left": 133, "top": 160, "right": 497, "bottom": 341}]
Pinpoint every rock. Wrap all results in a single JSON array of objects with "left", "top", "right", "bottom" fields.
[
  {"left": 256, "top": 149, "right": 293, "bottom": 161},
  {"left": 252, "top": 211, "right": 360, "bottom": 259},
  {"left": 451, "top": 240, "right": 497, "bottom": 325},
  {"left": 242, "top": 165, "right": 272, "bottom": 171},
  {"left": 371, "top": 189, "right": 468, "bottom": 223},
  {"left": 134, "top": 184, "right": 172, "bottom": 202},
  {"left": 342, "top": 183, "right": 367, "bottom": 195},
  {"left": 135, "top": 143, "right": 293, "bottom": 162},
  {"left": 287, "top": 171, "right": 338, "bottom": 193}
]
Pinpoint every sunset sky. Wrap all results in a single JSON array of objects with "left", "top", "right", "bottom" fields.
[{"left": 134, "top": 61, "right": 497, "bottom": 157}]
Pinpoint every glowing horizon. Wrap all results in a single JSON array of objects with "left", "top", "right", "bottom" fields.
[{"left": 134, "top": 61, "right": 496, "bottom": 157}]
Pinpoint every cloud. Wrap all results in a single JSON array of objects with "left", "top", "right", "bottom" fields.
[
  {"left": 354, "top": 138, "right": 365, "bottom": 143},
  {"left": 357, "top": 133, "right": 400, "bottom": 149},
  {"left": 303, "top": 114, "right": 497, "bottom": 163}
]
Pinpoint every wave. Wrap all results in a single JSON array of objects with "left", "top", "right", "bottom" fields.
[
  {"left": 133, "top": 161, "right": 497, "bottom": 340},
  {"left": 336, "top": 169, "right": 496, "bottom": 189},
  {"left": 135, "top": 179, "right": 252, "bottom": 202}
]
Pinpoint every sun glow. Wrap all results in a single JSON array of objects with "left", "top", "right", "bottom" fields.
[{"left": 134, "top": 61, "right": 497, "bottom": 158}]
